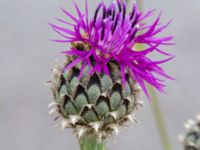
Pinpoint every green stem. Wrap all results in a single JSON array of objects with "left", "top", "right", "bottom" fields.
[
  {"left": 79, "top": 135, "right": 106, "bottom": 150},
  {"left": 148, "top": 85, "right": 173, "bottom": 150}
]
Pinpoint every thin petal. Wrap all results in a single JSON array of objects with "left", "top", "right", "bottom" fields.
[{"left": 61, "top": 7, "right": 78, "bottom": 22}]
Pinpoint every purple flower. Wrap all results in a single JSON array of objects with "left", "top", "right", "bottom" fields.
[{"left": 49, "top": 0, "right": 174, "bottom": 98}]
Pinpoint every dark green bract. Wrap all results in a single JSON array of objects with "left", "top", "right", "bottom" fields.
[{"left": 49, "top": 60, "right": 142, "bottom": 138}]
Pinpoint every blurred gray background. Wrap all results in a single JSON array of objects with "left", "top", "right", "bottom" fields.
[{"left": 0, "top": 0, "right": 200, "bottom": 150}]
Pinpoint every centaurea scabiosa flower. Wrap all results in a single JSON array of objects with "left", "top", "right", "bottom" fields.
[
  {"left": 179, "top": 115, "right": 200, "bottom": 150},
  {"left": 49, "top": 0, "right": 174, "bottom": 98},
  {"left": 47, "top": 1, "right": 173, "bottom": 150}
]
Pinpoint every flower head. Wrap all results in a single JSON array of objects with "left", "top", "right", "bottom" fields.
[
  {"left": 50, "top": 0, "right": 174, "bottom": 98},
  {"left": 179, "top": 115, "right": 200, "bottom": 150}
]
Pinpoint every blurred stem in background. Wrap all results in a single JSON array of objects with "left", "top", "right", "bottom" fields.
[
  {"left": 148, "top": 85, "right": 173, "bottom": 150},
  {"left": 125, "top": 0, "right": 173, "bottom": 150}
]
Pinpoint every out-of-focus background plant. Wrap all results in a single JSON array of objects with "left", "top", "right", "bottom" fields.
[
  {"left": 179, "top": 115, "right": 200, "bottom": 150},
  {"left": 0, "top": 0, "right": 200, "bottom": 150}
]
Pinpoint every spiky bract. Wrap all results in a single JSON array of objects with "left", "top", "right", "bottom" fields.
[{"left": 48, "top": 59, "right": 142, "bottom": 138}]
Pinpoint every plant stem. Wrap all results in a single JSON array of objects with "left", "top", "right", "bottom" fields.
[
  {"left": 79, "top": 135, "right": 106, "bottom": 150},
  {"left": 148, "top": 85, "right": 173, "bottom": 150},
  {"left": 128, "top": 0, "right": 174, "bottom": 149}
]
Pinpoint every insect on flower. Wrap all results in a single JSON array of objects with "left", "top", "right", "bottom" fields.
[{"left": 49, "top": 0, "right": 175, "bottom": 98}]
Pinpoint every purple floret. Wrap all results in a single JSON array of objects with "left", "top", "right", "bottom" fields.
[{"left": 50, "top": 0, "right": 174, "bottom": 98}]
